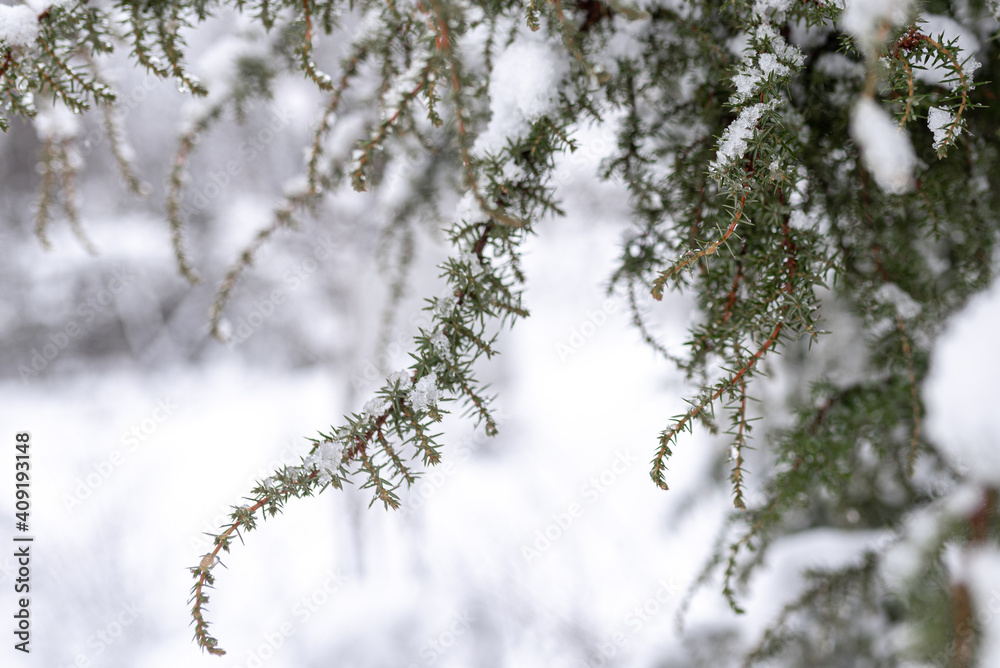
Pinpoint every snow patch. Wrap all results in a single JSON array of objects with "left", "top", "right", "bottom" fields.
[
  {"left": 965, "top": 548, "right": 1000, "bottom": 668},
  {"left": 915, "top": 15, "right": 981, "bottom": 91},
  {"left": 753, "top": 0, "right": 793, "bottom": 20},
  {"left": 387, "top": 370, "right": 413, "bottom": 391},
  {"left": 840, "top": 0, "right": 914, "bottom": 53},
  {"left": 0, "top": 4, "right": 39, "bottom": 48},
  {"left": 33, "top": 99, "right": 80, "bottom": 139},
  {"left": 874, "top": 283, "right": 921, "bottom": 319},
  {"left": 924, "top": 278, "right": 1000, "bottom": 486},
  {"left": 850, "top": 98, "right": 914, "bottom": 194},
  {"left": 408, "top": 372, "right": 441, "bottom": 412},
  {"left": 474, "top": 36, "right": 569, "bottom": 156},
  {"left": 927, "top": 106, "right": 957, "bottom": 151},
  {"left": 362, "top": 396, "right": 391, "bottom": 418},
  {"left": 746, "top": 528, "right": 889, "bottom": 638},
  {"left": 302, "top": 438, "right": 345, "bottom": 485}
]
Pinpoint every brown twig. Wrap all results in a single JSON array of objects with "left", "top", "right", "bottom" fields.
[
  {"left": 651, "top": 319, "right": 784, "bottom": 490},
  {"left": 652, "top": 189, "right": 748, "bottom": 299}
]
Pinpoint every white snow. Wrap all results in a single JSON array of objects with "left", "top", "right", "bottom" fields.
[
  {"left": 754, "top": 22, "right": 803, "bottom": 66},
  {"left": 744, "top": 528, "right": 889, "bottom": 638},
  {"left": 874, "top": 283, "right": 921, "bottom": 319},
  {"left": 0, "top": 4, "right": 39, "bottom": 48},
  {"left": 302, "top": 437, "right": 345, "bottom": 484},
  {"left": 915, "top": 15, "right": 981, "bottom": 91},
  {"left": 430, "top": 331, "right": 451, "bottom": 358},
  {"left": 849, "top": 97, "right": 914, "bottom": 194},
  {"left": 382, "top": 51, "right": 430, "bottom": 123},
  {"left": 927, "top": 106, "right": 958, "bottom": 151},
  {"left": 814, "top": 52, "right": 866, "bottom": 79},
  {"left": 924, "top": 278, "right": 1000, "bottom": 486},
  {"left": 732, "top": 55, "right": 791, "bottom": 104},
  {"left": 386, "top": 369, "right": 413, "bottom": 391},
  {"left": 180, "top": 31, "right": 267, "bottom": 124},
  {"left": 711, "top": 102, "right": 769, "bottom": 173},
  {"left": 753, "top": 0, "right": 793, "bottom": 19},
  {"left": 473, "top": 35, "right": 569, "bottom": 156},
  {"left": 965, "top": 547, "right": 1000, "bottom": 668},
  {"left": 362, "top": 396, "right": 391, "bottom": 418},
  {"left": 33, "top": 99, "right": 80, "bottom": 139},
  {"left": 408, "top": 371, "right": 441, "bottom": 411},
  {"left": 24, "top": 0, "right": 68, "bottom": 13},
  {"left": 840, "top": 0, "right": 914, "bottom": 53}
]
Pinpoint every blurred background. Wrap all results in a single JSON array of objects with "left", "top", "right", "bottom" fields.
[{"left": 0, "top": 10, "right": 895, "bottom": 668}]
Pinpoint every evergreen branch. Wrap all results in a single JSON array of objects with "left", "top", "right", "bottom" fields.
[
  {"left": 83, "top": 54, "right": 148, "bottom": 197},
  {"left": 402, "top": 405, "right": 440, "bottom": 465},
  {"left": 896, "top": 314, "right": 921, "bottom": 475},
  {"left": 189, "top": 468, "right": 323, "bottom": 655},
  {"left": 651, "top": 319, "right": 784, "bottom": 491},
  {"left": 651, "top": 190, "right": 748, "bottom": 299},
  {"left": 457, "top": 375, "right": 496, "bottom": 434},
  {"left": 0, "top": 49, "right": 12, "bottom": 81},
  {"left": 350, "top": 66, "right": 429, "bottom": 191},
  {"left": 165, "top": 103, "right": 227, "bottom": 285},
  {"left": 100, "top": 100, "right": 146, "bottom": 196},
  {"left": 34, "top": 62, "right": 88, "bottom": 113},
  {"left": 625, "top": 276, "right": 683, "bottom": 365},
  {"left": 359, "top": 449, "right": 402, "bottom": 508},
  {"left": 36, "top": 34, "right": 113, "bottom": 108},
  {"left": 895, "top": 49, "right": 916, "bottom": 127},
  {"left": 299, "top": 0, "right": 334, "bottom": 92},
  {"left": 377, "top": 433, "right": 416, "bottom": 487},
  {"left": 208, "top": 214, "right": 293, "bottom": 340},
  {"left": 546, "top": 0, "right": 609, "bottom": 83},
  {"left": 721, "top": 469, "right": 794, "bottom": 615},
  {"left": 192, "top": 211, "right": 532, "bottom": 652},
  {"left": 126, "top": 9, "right": 173, "bottom": 79},
  {"left": 156, "top": 14, "right": 207, "bottom": 96},
  {"left": 870, "top": 243, "right": 923, "bottom": 476},
  {"left": 525, "top": 0, "right": 541, "bottom": 31},
  {"left": 208, "top": 39, "right": 376, "bottom": 336},
  {"left": 420, "top": 0, "right": 525, "bottom": 228},
  {"left": 909, "top": 32, "right": 972, "bottom": 148},
  {"left": 34, "top": 136, "right": 58, "bottom": 250},
  {"left": 730, "top": 370, "right": 749, "bottom": 510},
  {"left": 57, "top": 138, "right": 96, "bottom": 255},
  {"left": 307, "top": 42, "right": 369, "bottom": 192}
]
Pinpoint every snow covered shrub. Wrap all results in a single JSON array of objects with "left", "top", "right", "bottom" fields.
[{"left": 3, "top": 0, "right": 1000, "bottom": 662}]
